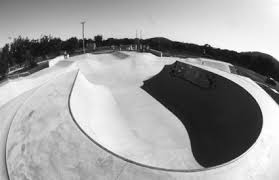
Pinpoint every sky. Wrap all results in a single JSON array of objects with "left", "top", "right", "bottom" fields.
[{"left": 0, "top": 0, "right": 278, "bottom": 59}]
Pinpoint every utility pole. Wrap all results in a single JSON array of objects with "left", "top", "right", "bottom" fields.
[
  {"left": 81, "top": 21, "right": 86, "bottom": 54},
  {"left": 140, "top": 30, "right": 142, "bottom": 51},
  {"left": 7, "top": 37, "right": 12, "bottom": 73},
  {"left": 136, "top": 30, "right": 138, "bottom": 51}
]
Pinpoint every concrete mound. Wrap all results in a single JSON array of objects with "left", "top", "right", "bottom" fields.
[{"left": 70, "top": 71, "right": 201, "bottom": 170}]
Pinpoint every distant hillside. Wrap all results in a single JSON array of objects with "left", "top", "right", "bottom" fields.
[{"left": 143, "top": 37, "right": 279, "bottom": 82}]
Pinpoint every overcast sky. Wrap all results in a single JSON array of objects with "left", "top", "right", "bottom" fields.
[{"left": 0, "top": 0, "right": 278, "bottom": 59}]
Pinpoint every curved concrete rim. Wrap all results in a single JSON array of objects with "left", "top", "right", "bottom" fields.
[
  {"left": 2, "top": 91, "right": 38, "bottom": 180},
  {"left": 68, "top": 65, "right": 263, "bottom": 173},
  {"left": 4, "top": 88, "right": 40, "bottom": 180},
  {"left": 4, "top": 69, "right": 79, "bottom": 179}
]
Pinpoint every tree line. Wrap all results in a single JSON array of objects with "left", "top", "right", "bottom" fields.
[
  {"left": 1, "top": 35, "right": 278, "bottom": 83},
  {"left": 0, "top": 35, "right": 103, "bottom": 77}
]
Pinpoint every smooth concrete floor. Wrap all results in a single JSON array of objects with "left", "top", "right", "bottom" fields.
[{"left": 2, "top": 52, "right": 279, "bottom": 179}]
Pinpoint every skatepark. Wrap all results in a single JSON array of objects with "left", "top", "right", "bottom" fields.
[{"left": 1, "top": 51, "right": 279, "bottom": 179}]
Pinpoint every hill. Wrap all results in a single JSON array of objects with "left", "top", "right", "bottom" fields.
[{"left": 143, "top": 37, "right": 279, "bottom": 82}]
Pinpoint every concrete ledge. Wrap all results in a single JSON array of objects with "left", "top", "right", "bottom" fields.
[{"left": 149, "top": 49, "right": 163, "bottom": 57}]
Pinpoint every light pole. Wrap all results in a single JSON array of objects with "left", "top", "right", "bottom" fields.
[
  {"left": 81, "top": 21, "right": 86, "bottom": 54},
  {"left": 7, "top": 37, "right": 12, "bottom": 73}
]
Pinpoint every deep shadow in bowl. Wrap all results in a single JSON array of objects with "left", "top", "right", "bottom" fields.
[{"left": 142, "top": 61, "right": 263, "bottom": 167}]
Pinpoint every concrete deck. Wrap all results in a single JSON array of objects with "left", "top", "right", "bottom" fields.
[{"left": 1, "top": 52, "right": 279, "bottom": 179}]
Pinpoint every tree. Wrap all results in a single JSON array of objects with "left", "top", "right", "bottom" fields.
[
  {"left": 94, "top": 35, "right": 103, "bottom": 47},
  {"left": 9, "top": 36, "right": 30, "bottom": 65},
  {"left": 62, "top": 37, "right": 79, "bottom": 54},
  {"left": 25, "top": 49, "right": 37, "bottom": 68},
  {"left": 37, "top": 35, "right": 62, "bottom": 58},
  {"left": 0, "top": 44, "right": 10, "bottom": 77},
  {"left": 8, "top": 36, "right": 38, "bottom": 69}
]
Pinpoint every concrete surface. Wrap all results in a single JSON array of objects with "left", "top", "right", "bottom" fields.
[
  {"left": 48, "top": 55, "right": 65, "bottom": 67},
  {"left": 0, "top": 60, "right": 76, "bottom": 107},
  {"left": 1, "top": 52, "right": 279, "bottom": 179},
  {"left": 0, "top": 89, "right": 36, "bottom": 180},
  {"left": 70, "top": 52, "right": 200, "bottom": 170},
  {"left": 183, "top": 57, "right": 232, "bottom": 73},
  {"left": 70, "top": 71, "right": 200, "bottom": 170}
]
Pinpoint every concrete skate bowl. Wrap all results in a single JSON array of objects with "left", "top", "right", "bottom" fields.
[
  {"left": 3, "top": 53, "right": 279, "bottom": 180},
  {"left": 142, "top": 61, "right": 263, "bottom": 168},
  {"left": 69, "top": 59, "right": 262, "bottom": 171}
]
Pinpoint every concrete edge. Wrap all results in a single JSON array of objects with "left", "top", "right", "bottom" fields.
[{"left": 4, "top": 69, "right": 79, "bottom": 179}]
